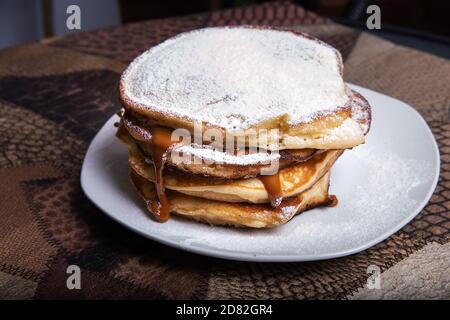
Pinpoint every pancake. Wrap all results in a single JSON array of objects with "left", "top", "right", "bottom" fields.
[
  {"left": 118, "top": 124, "right": 342, "bottom": 203},
  {"left": 121, "top": 113, "right": 321, "bottom": 179},
  {"left": 120, "top": 26, "right": 371, "bottom": 151},
  {"left": 167, "top": 146, "right": 320, "bottom": 179},
  {"left": 130, "top": 169, "right": 334, "bottom": 228},
  {"left": 165, "top": 150, "right": 340, "bottom": 204}
]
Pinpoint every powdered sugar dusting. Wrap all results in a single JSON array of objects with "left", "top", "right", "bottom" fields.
[
  {"left": 122, "top": 27, "right": 349, "bottom": 131},
  {"left": 175, "top": 143, "right": 279, "bottom": 165}
]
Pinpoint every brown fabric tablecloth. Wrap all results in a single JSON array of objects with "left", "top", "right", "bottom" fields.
[{"left": 0, "top": 1, "right": 449, "bottom": 299}]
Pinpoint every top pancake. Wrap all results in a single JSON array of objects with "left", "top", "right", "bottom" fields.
[{"left": 120, "top": 26, "right": 371, "bottom": 147}]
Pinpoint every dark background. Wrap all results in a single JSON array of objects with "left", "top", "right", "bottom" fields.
[
  {"left": 1, "top": 0, "right": 449, "bottom": 50},
  {"left": 119, "top": 0, "right": 450, "bottom": 38}
]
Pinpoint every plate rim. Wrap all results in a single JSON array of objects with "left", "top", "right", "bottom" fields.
[{"left": 80, "top": 84, "right": 440, "bottom": 262}]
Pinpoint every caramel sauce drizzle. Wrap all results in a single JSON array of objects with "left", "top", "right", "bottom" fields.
[
  {"left": 147, "top": 126, "right": 174, "bottom": 222},
  {"left": 259, "top": 173, "right": 283, "bottom": 208},
  {"left": 148, "top": 125, "right": 284, "bottom": 214},
  {"left": 123, "top": 115, "right": 286, "bottom": 217}
]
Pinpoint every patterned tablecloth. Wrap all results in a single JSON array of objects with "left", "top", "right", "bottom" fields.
[{"left": 0, "top": 1, "right": 448, "bottom": 299}]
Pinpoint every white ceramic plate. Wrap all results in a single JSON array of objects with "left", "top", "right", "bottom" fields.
[{"left": 81, "top": 84, "right": 440, "bottom": 262}]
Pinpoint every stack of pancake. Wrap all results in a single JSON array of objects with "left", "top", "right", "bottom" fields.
[{"left": 117, "top": 27, "right": 371, "bottom": 228}]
